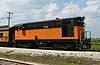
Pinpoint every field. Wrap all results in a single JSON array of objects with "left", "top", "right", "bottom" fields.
[
  {"left": 91, "top": 38, "right": 100, "bottom": 45},
  {"left": 90, "top": 38, "right": 100, "bottom": 50}
]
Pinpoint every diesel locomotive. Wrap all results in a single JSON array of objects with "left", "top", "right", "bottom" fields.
[{"left": 0, "top": 16, "right": 91, "bottom": 50}]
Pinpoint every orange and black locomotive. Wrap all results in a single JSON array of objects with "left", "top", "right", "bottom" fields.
[{"left": 0, "top": 16, "right": 91, "bottom": 50}]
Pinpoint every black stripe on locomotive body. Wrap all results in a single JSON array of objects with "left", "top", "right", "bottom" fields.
[
  {"left": 15, "top": 39, "right": 76, "bottom": 43},
  {"left": 15, "top": 39, "right": 79, "bottom": 48},
  {"left": 13, "top": 17, "right": 85, "bottom": 30}
]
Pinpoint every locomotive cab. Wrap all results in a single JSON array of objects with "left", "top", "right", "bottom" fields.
[
  {"left": 76, "top": 17, "right": 91, "bottom": 49},
  {"left": 61, "top": 16, "right": 91, "bottom": 50}
]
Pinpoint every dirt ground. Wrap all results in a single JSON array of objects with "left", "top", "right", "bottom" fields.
[{"left": 0, "top": 47, "right": 99, "bottom": 65}]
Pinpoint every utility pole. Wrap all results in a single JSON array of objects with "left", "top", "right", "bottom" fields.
[{"left": 7, "top": 12, "right": 13, "bottom": 27}]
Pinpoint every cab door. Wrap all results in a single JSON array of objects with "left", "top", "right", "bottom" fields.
[{"left": 62, "top": 19, "right": 74, "bottom": 37}]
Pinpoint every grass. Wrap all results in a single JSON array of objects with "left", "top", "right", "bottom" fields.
[
  {"left": 90, "top": 38, "right": 100, "bottom": 50},
  {"left": 90, "top": 45, "right": 100, "bottom": 50},
  {"left": 91, "top": 38, "right": 100, "bottom": 44},
  {"left": 63, "top": 62, "right": 79, "bottom": 65}
]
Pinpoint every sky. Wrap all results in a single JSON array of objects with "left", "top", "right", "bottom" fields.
[{"left": 0, "top": 0, "right": 100, "bottom": 38}]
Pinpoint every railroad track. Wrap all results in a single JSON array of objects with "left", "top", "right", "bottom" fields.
[
  {"left": 0, "top": 47, "right": 99, "bottom": 62},
  {"left": 31, "top": 47, "right": 100, "bottom": 52},
  {"left": 0, "top": 58, "right": 40, "bottom": 65},
  {"left": 4, "top": 46, "right": 100, "bottom": 52},
  {"left": 0, "top": 46, "right": 100, "bottom": 52}
]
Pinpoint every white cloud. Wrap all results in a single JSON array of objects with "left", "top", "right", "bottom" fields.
[
  {"left": 83, "top": 0, "right": 100, "bottom": 26},
  {"left": 30, "top": 3, "right": 59, "bottom": 21},
  {"left": 57, "top": 2, "right": 81, "bottom": 18},
  {"left": 2, "top": 0, "right": 17, "bottom": 4},
  {"left": 0, "top": 6, "right": 9, "bottom": 17},
  {"left": 83, "top": 0, "right": 100, "bottom": 13},
  {"left": 44, "top": 3, "right": 59, "bottom": 19},
  {"left": 1, "top": 0, "right": 30, "bottom": 4}
]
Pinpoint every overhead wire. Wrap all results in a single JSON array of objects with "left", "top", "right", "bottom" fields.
[
  {"left": 0, "top": 18, "right": 6, "bottom": 19},
  {"left": 12, "top": 2, "right": 100, "bottom": 17},
  {"left": 86, "top": 16, "right": 100, "bottom": 19}
]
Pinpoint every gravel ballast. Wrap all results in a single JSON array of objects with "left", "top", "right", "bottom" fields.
[{"left": 0, "top": 47, "right": 99, "bottom": 65}]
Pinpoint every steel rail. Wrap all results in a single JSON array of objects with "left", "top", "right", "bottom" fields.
[{"left": 0, "top": 57, "right": 36, "bottom": 65}]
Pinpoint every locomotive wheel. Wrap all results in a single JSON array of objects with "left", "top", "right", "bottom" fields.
[
  {"left": 52, "top": 43, "right": 57, "bottom": 49},
  {"left": 86, "top": 42, "right": 91, "bottom": 49},
  {"left": 77, "top": 45, "right": 83, "bottom": 50},
  {"left": 34, "top": 43, "right": 39, "bottom": 49}
]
